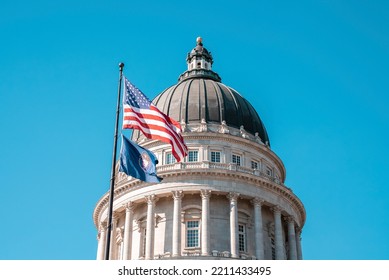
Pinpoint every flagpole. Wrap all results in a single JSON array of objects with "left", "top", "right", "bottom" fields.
[{"left": 105, "top": 62, "right": 124, "bottom": 260}]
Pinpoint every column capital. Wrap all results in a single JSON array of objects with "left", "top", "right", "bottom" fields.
[
  {"left": 145, "top": 194, "right": 158, "bottom": 205},
  {"left": 227, "top": 192, "right": 240, "bottom": 201},
  {"left": 172, "top": 190, "right": 184, "bottom": 200},
  {"left": 124, "top": 202, "right": 134, "bottom": 212},
  {"left": 200, "top": 189, "right": 212, "bottom": 199},
  {"left": 271, "top": 205, "right": 283, "bottom": 214},
  {"left": 99, "top": 221, "right": 107, "bottom": 232},
  {"left": 284, "top": 215, "right": 295, "bottom": 224},
  {"left": 251, "top": 197, "right": 265, "bottom": 206}
]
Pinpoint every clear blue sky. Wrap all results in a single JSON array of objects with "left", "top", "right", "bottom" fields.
[{"left": 1, "top": 1, "right": 388, "bottom": 260}]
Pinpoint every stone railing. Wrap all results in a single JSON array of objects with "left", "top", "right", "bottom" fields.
[
  {"left": 116, "top": 160, "right": 283, "bottom": 188},
  {"left": 156, "top": 161, "right": 279, "bottom": 183},
  {"left": 153, "top": 251, "right": 256, "bottom": 260}
]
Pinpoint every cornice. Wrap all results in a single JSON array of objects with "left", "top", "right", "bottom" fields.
[{"left": 93, "top": 167, "right": 305, "bottom": 230}]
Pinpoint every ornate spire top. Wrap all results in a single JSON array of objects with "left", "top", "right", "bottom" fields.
[{"left": 179, "top": 37, "right": 221, "bottom": 82}]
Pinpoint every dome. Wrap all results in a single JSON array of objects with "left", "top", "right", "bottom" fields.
[
  {"left": 94, "top": 38, "right": 306, "bottom": 261},
  {"left": 153, "top": 79, "right": 270, "bottom": 144},
  {"left": 132, "top": 37, "right": 270, "bottom": 146}
]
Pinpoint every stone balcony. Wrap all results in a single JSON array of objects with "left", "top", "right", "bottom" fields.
[
  {"left": 156, "top": 161, "right": 282, "bottom": 185},
  {"left": 152, "top": 250, "right": 256, "bottom": 260}
]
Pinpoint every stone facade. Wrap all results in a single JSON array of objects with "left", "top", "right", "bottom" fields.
[
  {"left": 93, "top": 38, "right": 306, "bottom": 260},
  {"left": 94, "top": 132, "right": 305, "bottom": 260}
]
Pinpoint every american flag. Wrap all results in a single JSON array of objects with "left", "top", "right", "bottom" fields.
[{"left": 122, "top": 77, "right": 188, "bottom": 162}]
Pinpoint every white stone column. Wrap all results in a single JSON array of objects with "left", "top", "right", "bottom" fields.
[
  {"left": 172, "top": 191, "right": 184, "bottom": 257},
  {"left": 109, "top": 213, "right": 118, "bottom": 260},
  {"left": 96, "top": 222, "right": 107, "bottom": 260},
  {"left": 200, "top": 189, "right": 211, "bottom": 256},
  {"left": 122, "top": 202, "right": 134, "bottom": 260},
  {"left": 145, "top": 195, "right": 157, "bottom": 260},
  {"left": 296, "top": 228, "right": 303, "bottom": 260},
  {"left": 286, "top": 216, "right": 298, "bottom": 260},
  {"left": 228, "top": 192, "right": 239, "bottom": 258},
  {"left": 272, "top": 206, "right": 285, "bottom": 260},
  {"left": 251, "top": 198, "right": 265, "bottom": 260},
  {"left": 202, "top": 145, "right": 209, "bottom": 161}
]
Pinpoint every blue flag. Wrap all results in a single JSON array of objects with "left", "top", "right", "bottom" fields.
[{"left": 119, "top": 135, "right": 162, "bottom": 183}]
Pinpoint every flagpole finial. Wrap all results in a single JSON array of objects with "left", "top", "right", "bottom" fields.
[{"left": 119, "top": 62, "right": 125, "bottom": 70}]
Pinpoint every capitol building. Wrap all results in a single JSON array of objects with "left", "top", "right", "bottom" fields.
[{"left": 93, "top": 38, "right": 306, "bottom": 260}]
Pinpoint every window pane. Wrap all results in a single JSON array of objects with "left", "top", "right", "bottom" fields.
[
  {"left": 211, "top": 151, "right": 220, "bottom": 162},
  {"left": 232, "top": 154, "right": 241, "bottom": 166},
  {"left": 238, "top": 224, "right": 246, "bottom": 252},
  {"left": 251, "top": 160, "right": 258, "bottom": 169},
  {"left": 186, "top": 220, "right": 199, "bottom": 247},
  {"left": 187, "top": 229, "right": 199, "bottom": 247},
  {"left": 187, "top": 221, "right": 199, "bottom": 228},
  {"left": 188, "top": 151, "right": 198, "bottom": 162},
  {"left": 166, "top": 152, "right": 176, "bottom": 164}
]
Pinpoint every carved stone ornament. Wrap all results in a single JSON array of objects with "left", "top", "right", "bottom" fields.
[
  {"left": 180, "top": 119, "right": 187, "bottom": 132},
  {"left": 199, "top": 118, "right": 207, "bottom": 132},
  {"left": 200, "top": 189, "right": 211, "bottom": 199},
  {"left": 227, "top": 192, "right": 240, "bottom": 201},
  {"left": 251, "top": 197, "right": 265, "bottom": 206},
  {"left": 240, "top": 125, "right": 249, "bottom": 139},
  {"left": 255, "top": 132, "right": 263, "bottom": 144},
  {"left": 218, "top": 120, "right": 230, "bottom": 134},
  {"left": 172, "top": 190, "right": 184, "bottom": 200}
]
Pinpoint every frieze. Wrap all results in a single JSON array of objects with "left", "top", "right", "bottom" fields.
[{"left": 93, "top": 168, "right": 305, "bottom": 230}]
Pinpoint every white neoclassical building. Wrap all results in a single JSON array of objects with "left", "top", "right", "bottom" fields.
[{"left": 93, "top": 38, "right": 306, "bottom": 260}]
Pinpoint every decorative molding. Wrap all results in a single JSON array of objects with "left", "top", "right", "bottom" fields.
[
  {"left": 99, "top": 221, "right": 107, "bottom": 232},
  {"left": 271, "top": 206, "right": 283, "bottom": 215},
  {"left": 284, "top": 216, "right": 295, "bottom": 224},
  {"left": 144, "top": 194, "right": 158, "bottom": 206},
  {"left": 124, "top": 202, "right": 134, "bottom": 213},
  {"left": 200, "top": 189, "right": 211, "bottom": 199},
  {"left": 227, "top": 192, "right": 240, "bottom": 201},
  {"left": 251, "top": 197, "right": 265, "bottom": 207},
  {"left": 172, "top": 190, "right": 184, "bottom": 200},
  {"left": 93, "top": 169, "right": 306, "bottom": 230}
]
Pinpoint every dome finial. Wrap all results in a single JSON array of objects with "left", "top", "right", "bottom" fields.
[{"left": 196, "top": 36, "right": 203, "bottom": 46}]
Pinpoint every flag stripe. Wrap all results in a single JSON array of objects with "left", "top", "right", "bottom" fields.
[
  {"left": 123, "top": 123, "right": 185, "bottom": 161},
  {"left": 122, "top": 77, "right": 187, "bottom": 162},
  {"left": 122, "top": 115, "right": 186, "bottom": 158},
  {"left": 123, "top": 106, "right": 185, "bottom": 145},
  {"left": 124, "top": 106, "right": 182, "bottom": 134},
  {"left": 124, "top": 107, "right": 180, "bottom": 133}
]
